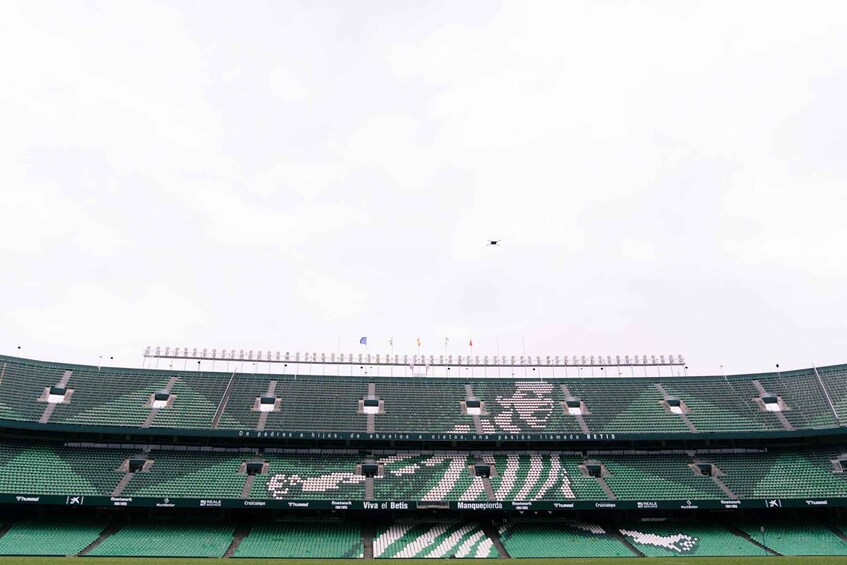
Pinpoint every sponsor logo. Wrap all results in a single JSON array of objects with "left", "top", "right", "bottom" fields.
[
  {"left": 111, "top": 497, "right": 132, "bottom": 507},
  {"left": 767, "top": 499, "right": 782, "bottom": 508},
  {"left": 637, "top": 501, "right": 658, "bottom": 509},
  {"left": 243, "top": 501, "right": 266, "bottom": 506},
  {"left": 155, "top": 498, "right": 175, "bottom": 508},
  {"left": 805, "top": 500, "right": 828, "bottom": 506},
  {"left": 553, "top": 502, "right": 575, "bottom": 509},
  {"left": 66, "top": 496, "right": 84, "bottom": 505},
  {"left": 200, "top": 500, "right": 222, "bottom": 507},
  {"left": 457, "top": 502, "right": 503, "bottom": 510},
  {"left": 16, "top": 496, "right": 39, "bottom": 502},
  {"left": 287, "top": 502, "right": 309, "bottom": 508},
  {"left": 595, "top": 503, "right": 616, "bottom": 508},
  {"left": 680, "top": 500, "right": 699, "bottom": 509}
]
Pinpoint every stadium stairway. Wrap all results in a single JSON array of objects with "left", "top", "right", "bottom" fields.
[
  {"left": 480, "top": 522, "right": 510, "bottom": 558},
  {"left": 828, "top": 524, "right": 847, "bottom": 545},
  {"left": 724, "top": 523, "right": 782, "bottom": 556},
  {"left": 223, "top": 523, "right": 251, "bottom": 558},
  {"left": 211, "top": 371, "right": 239, "bottom": 429},
  {"left": 362, "top": 522, "right": 375, "bottom": 559},
  {"left": 78, "top": 521, "right": 122, "bottom": 556},
  {"left": 611, "top": 530, "right": 645, "bottom": 557}
]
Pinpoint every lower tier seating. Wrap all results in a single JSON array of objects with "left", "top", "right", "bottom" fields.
[
  {"left": 234, "top": 521, "right": 362, "bottom": 558},
  {"left": 0, "top": 519, "right": 105, "bottom": 556},
  {"left": 498, "top": 521, "right": 633, "bottom": 558},
  {"left": 619, "top": 522, "right": 762, "bottom": 557},
  {"left": 374, "top": 521, "right": 496, "bottom": 558},
  {"left": 88, "top": 521, "right": 234, "bottom": 557},
  {"left": 736, "top": 521, "right": 847, "bottom": 556}
]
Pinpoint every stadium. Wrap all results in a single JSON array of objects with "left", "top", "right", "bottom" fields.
[
  {"left": 5, "top": 0, "right": 847, "bottom": 562},
  {"left": 0, "top": 350, "right": 847, "bottom": 561}
]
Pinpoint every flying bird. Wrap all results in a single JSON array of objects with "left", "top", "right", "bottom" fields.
[{"left": 487, "top": 240, "right": 501, "bottom": 246}]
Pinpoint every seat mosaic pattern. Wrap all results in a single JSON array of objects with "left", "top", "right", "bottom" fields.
[
  {"left": 2, "top": 355, "right": 847, "bottom": 436},
  {"left": 619, "top": 523, "right": 762, "bottom": 557},
  {"left": 374, "top": 521, "right": 496, "bottom": 558}
]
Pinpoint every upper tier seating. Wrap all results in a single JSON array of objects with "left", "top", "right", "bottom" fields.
[
  {"left": 1, "top": 354, "right": 845, "bottom": 437},
  {"left": 600, "top": 453, "right": 726, "bottom": 500},
  {"left": 3, "top": 441, "right": 847, "bottom": 503},
  {"left": 373, "top": 380, "right": 466, "bottom": 433}
]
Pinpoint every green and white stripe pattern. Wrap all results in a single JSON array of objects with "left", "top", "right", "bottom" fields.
[{"left": 374, "top": 522, "right": 497, "bottom": 558}]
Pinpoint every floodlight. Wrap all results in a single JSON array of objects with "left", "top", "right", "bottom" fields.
[{"left": 660, "top": 355, "right": 666, "bottom": 364}]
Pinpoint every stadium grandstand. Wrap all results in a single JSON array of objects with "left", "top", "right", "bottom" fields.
[{"left": 1, "top": 351, "right": 847, "bottom": 559}]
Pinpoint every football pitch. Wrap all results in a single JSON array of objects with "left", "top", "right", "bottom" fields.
[{"left": 2, "top": 559, "right": 847, "bottom": 564}]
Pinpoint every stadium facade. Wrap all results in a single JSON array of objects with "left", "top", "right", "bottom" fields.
[{"left": 0, "top": 352, "right": 846, "bottom": 558}]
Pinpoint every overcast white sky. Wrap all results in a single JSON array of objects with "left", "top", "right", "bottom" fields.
[{"left": 1, "top": 1, "right": 846, "bottom": 375}]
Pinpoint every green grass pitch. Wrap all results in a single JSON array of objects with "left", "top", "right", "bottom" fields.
[{"left": 3, "top": 559, "right": 847, "bottom": 564}]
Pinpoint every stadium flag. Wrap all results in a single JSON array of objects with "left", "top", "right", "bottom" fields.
[
  {"left": 359, "top": 337, "right": 367, "bottom": 345},
  {"left": 469, "top": 338, "right": 473, "bottom": 347},
  {"left": 417, "top": 337, "right": 421, "bottom": 347},
  {"left": 389, "top": 337, "right": 393, "bottom": 347}
]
